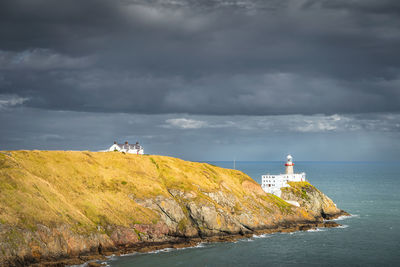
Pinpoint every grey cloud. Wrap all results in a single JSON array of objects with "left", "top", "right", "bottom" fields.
[
  {"left": 0, "top": 49, "right": 92, "bottom": 70},
  {"left": 2, "top": 70, "right": 399, "bottom": 115},
  {"left": 1, "top": 108, "right": 399, "bottom": 160},
  {"left": 0, "top": 94, "right": 28, "bottom": 109},
  {"left": 164, "top": 118, "right": 208, "bottom": 129},
  {"left": 163, "top": 113, "right": 400, "bottom": 133},
  {"left": 317, "top": 0, "right": 400, "bottom": 14},
  {"left": 0, "top": 0, "right": 400, "bottom": 116}
]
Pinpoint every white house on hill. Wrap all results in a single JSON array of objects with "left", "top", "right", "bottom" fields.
[{"left": 108, "top": 141, "right": 144, "bottom": 154}]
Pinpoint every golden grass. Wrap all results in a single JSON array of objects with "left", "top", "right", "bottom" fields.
[{"left": 0, "top": 151, "right": 264, "bottom": 232}]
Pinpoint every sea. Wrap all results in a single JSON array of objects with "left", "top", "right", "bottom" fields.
[{"left": 101, "top": 161, "right": 400, "bottom": 266}]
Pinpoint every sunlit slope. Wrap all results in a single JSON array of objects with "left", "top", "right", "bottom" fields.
[{"left": 0, "top": 151, "right": 312, "bottom": 233}]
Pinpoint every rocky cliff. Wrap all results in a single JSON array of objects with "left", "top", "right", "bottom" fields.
[
  {"left": 281, "top": 182, "right": 348, "bottom": 219},
  {"left": 0, "top": 151, "right": 347, "bottom": 266}
]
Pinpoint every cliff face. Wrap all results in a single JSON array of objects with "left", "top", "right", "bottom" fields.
[
  {"left": 0, "top": 151, "right": 346, "bottom": 266},
  {"left": 281, "top": 182, "right": 348, "bottom": 219}
]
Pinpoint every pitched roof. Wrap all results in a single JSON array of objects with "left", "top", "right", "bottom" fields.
[{"left": 117, "top": 143, "right": 143, "bottom": 150}]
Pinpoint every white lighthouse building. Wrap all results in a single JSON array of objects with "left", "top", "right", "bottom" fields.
[{"left": 261, "top": 155, "right": 306, "bottom": 197}]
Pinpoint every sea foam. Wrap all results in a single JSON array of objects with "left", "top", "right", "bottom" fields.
[
  {"left": 253, "top": 234, "right": 271, "bottom": 239},
  {"left": 141, "top": 242, "right": 208, "bottom": 255},
  {"left": 307, "top": 228, "right": 325, "bottom": 232},
  {"left": 331, "top": 214, "right": 358, "bottom": 221}
]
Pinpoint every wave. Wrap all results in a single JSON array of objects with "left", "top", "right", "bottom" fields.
[
  {"left": 331, "top": 214, "right": 359, "bottom": 221},
  {"left": 193, "top": 242, "right": 207, "bottom": 248},
  {"left": 69, "top": 261, "right": 111, "bottom": 267},
  {"left": 307, "top": 228, "right": 325, "bottom": 232},
  {"left": 144, "top": 242, "right": 208, "bottom": 255},
  {"left": 253, "top": 234, "right": 271, "bottom": 239},
  {"left": 148, "top": 247, "right": 175, "bottom": 254},
  {"left": 120, "top": 252, "right": 138, "bottom": 257},
  {"left": 105, "top": 254, "right": 117, "bottom": 259}
]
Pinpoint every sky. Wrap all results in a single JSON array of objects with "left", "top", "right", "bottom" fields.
[{"left": 1, "top": 0, "right": 400, "bottom": 161}]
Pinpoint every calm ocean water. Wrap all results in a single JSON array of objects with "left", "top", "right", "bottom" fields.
[{"left": 103, "top": 161, "right": 400, "bottom": 267}]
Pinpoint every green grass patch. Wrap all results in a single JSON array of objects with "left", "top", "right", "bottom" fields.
[
  {"left": 269, "top": 194, "right": 293, "bottom": 214},
  {"left": 285, "top": 182, "right": 314, "bottom": 200},
  {"left": 150, "top": 157, "right": 159, "bottom": 169}
]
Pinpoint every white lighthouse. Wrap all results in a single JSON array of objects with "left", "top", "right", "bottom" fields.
[
  {"left": 285, "top": 154, "right": 294, "bottom": 174},
  {"left": 261, "top": 155, "right": 306, "bottom": 197}
]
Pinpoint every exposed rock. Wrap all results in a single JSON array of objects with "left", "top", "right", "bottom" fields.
[
  {"left": 110, "top": 227, "right": 140, "bottom": 245},
  {"left": 135, "top": 196, "right": 186, "bottom": 231},
  {"left": 204, "top": 191, "right": 236, "bottom": 210},
  {"left": 133, "top": 222, "right": 170, "bottom": 241}
]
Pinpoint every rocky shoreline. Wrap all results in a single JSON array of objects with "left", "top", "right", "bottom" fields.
[{"left": 23, "top": 211, "right": 349, "bottom": 267}]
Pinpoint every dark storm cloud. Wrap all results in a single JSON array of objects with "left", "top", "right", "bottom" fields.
[{"left": 0, "top": 0, "right": 400, "bottom": 115}]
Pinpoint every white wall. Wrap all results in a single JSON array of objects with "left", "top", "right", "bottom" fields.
[
  {"left": 261, "top": 172, "right": 306, "bottom": 197},
  {"left": 108, "top": 144, "right": 121, "bottom": 151}
]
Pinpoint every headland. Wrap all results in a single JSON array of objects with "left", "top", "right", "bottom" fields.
[{"left": 0, "top": 151, "right": 348, "bottom": 266}]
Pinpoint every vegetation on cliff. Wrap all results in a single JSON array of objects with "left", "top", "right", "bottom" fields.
[{"left": 0, "top": 151, "right": 346, "bottom": 266}]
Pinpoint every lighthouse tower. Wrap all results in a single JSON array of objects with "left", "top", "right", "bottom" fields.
[{"left": 285, "top": 154, "right": 294, "bottom": 174}]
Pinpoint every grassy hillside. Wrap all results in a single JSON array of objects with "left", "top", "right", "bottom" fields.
[
  {"left": 0, "top": 150, "right": 292, "bottom": 234},
  {"left": 0, "top": 150, "right": 348, "bottom": 265}
]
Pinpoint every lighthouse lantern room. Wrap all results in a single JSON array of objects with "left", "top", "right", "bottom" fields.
[{"left": 285, "top": 154, "right": 294, "bottom": 174}]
